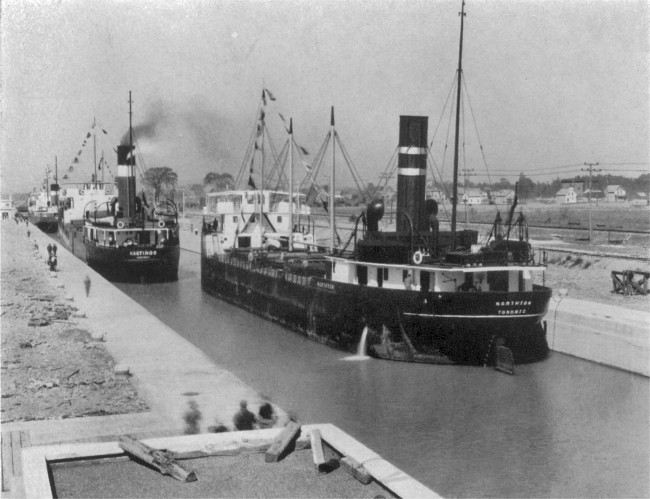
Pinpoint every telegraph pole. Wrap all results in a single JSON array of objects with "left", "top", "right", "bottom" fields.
[
  {"left": 461, "top": 167, "right": 475, "bottom": 224},
  {"left": 581, "top": 162, "right": 601, "bottom": 244}
]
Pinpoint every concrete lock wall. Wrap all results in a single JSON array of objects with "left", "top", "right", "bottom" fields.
[{"left": 545, "top": 297, "right": 650, "bottom": 377}]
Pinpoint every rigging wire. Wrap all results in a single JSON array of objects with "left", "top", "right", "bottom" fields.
[{"left": 462, "top": 75, "right": 493, "bottom": 189}]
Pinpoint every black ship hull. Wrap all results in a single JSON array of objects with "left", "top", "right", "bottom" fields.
[
  {"left": 201, "top": 253, "right": 552, "bottom": 365},
  {"left": 59, "top": 222, "right": 180, "bottom": 283},
  {"left": 29, "top": 213, "right": 58, "bottom": 233}
]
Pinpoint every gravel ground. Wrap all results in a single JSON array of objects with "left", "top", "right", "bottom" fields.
[
  {"left": 1, "top": 220, "right": 149, "bottom": 423},
  {"left": 536, "top": 249, "right": 650, "bottom": 312}
]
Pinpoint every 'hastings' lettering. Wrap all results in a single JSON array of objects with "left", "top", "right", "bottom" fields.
[{"left": 129, "top": 250, "right": 157, "bottom": 257}]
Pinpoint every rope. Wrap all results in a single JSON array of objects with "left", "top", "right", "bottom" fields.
[{"left": 483, "top": 334, "right": 496, "bottom": 367}]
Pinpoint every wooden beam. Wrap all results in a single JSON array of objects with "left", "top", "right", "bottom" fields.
[
  {"left": 170, "top": 439, "right": 310, "bottom": 460},
  {"left": 265, "top": 420, "right": 301, "bottom": 463},
  {"left": 118, "top": 435, "right": 197, "bottom": 482},
  {"left": 340, "top": 456, "right": 372, "bottom": 485},
  {"left": 309, "top": 429, "right": 326, "bottom": 469},
  {"left": 1, "top": 432, "right": 13, "bottom": 492},
  {"left": 308, "top": 429, "right": 338, "bottom": 473}
]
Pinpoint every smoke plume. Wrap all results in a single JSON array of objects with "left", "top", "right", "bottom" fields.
[{"left": 119, "top": 97, "right": 239, "bottom": 183}]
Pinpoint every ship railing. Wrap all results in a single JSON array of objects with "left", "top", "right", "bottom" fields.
[{"left": 213, "top": 252, "right": 316, "bottom": 287}]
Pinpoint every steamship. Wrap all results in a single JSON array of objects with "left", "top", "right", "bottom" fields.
[
  {"left": 28, "top": 168, "right": 59, "bottom": 233},
  {"left": 200, "top": 6, "right": 552, "bottom": 365},
  {"left": 59, "top": 93, "right": 180, "bottom": 282}
]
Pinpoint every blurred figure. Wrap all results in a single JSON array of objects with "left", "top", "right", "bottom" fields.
[
  {"left": 257, "top": 402, "right": 277, "bottom": 429},
  {"left": 83, "top": 275, "right": 91, "bottom": 297},
  {"left": 232, "top": 400, "right": 256, "bottom": 431},
  {"left": 183, "top": 400, "right": 202, "bottom": 435},
  {"left": 207, "top": 421, "right": 229, "bottom": 433}
]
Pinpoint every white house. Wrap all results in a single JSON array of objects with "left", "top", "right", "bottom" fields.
[
  {"left": 492, "top": 189, "right": 515, "bottom": 205},
  {"left": 561, "top": 179, "right": 585, "bottom": 196},
  {"left": 461, "top": 189, "right": 484, "bottom": 205},
  {"left": 606, "top": 185, "right": 626, "bottom": 202},
  {"left": 555, "top": 187, "right": 577, "bottom": 204},
  {"left": 579, "top": 189, "right": 604, "bottom": 203},
  {"left": 427, "top": 189, "right": 447, "bottom": 202}
]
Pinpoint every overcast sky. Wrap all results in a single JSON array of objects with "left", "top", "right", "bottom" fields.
[{"left": 1, "top": 0, "right": 648, "bottom": 195}]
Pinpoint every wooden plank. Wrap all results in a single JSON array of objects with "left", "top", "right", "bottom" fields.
[
  {"left": 265, "top": 420, "right": 301, "bottom": 463},
  {"left": 119, "top": 435, "right": 197, "bottom": 482},
  {"left": 1, "top": 432, "right": 14, "bottom": 492},
  {"left": 340, "top": 456, "right": 372, "bottom": 485},
  {"left": 307, "top": 430, "right": 339, "bottom": 473},
  {"left": 11, "top": 431, "right": 23, "bottom": 479},
  {"left": 171, "top": 439, "right": 310, "bottom": 460},
  {"left": 309, "top": 429, "right": 326, "bottom": 469}
]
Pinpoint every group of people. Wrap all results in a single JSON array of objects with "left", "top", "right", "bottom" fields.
[
  {"left": 46, "top": 243, "right": 58, "bottom": 271},
  {"left": 232, "top": 400, "right": 277, "bottom": 430},
  {"left": 13, "top": 212, "right": 28, "bottom": 224},
  {"left": 183, "top": 399, "right": 278, "bottom": 435}
]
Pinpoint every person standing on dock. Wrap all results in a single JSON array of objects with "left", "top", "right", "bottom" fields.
[
  {"left": 233, "top": 400, "right": 256, "bottom": 430},
  {"left": 52, "top": 243, "right": 57, "bottom": 256},
  {"left": 83, "top": 275, "right": 91, "bottom": 297}
]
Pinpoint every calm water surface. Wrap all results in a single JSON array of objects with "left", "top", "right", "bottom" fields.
[{"left": 116, "top": 250, "right": 649, "bottom": 498}]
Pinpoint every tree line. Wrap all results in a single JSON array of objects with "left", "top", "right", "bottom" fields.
[
  {"left": 459, "top": 173, "right": 650, "bottom": 200},
  {"left": 139, "top": 166, "right": 649, "bottom": 207}
]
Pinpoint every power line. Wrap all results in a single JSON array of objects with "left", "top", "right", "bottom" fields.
[{"left": 480, "top": 162, "right": 648, "bottom": 174}]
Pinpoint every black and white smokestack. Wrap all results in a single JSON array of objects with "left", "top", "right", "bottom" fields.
[
  {"left": 396, "top": 116, "right": 428, "bottom": 233},
  {"left": 116, "top": 145, "right": 136, "bottom": 219}
]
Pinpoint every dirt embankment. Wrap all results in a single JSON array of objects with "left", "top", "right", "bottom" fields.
[
  {"left": 1, "top": 221, "right": 148, "bottom": 423},
  {"left": 537, "top": 250, "right": 650, "bottom": 312}
]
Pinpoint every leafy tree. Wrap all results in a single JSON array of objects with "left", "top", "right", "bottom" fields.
[
  {"left": 203, "top": 172, "right": 234, "bottom": 192},
  {"left": 143, "top": 167, "right": 178, "bottom": 203},
  {"left": 517, "top": 173, "right": 535, "bottom": 199}
]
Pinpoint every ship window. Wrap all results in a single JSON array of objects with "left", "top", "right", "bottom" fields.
[
  {"left": 488, "top": 271, "right": 508, "bottom": 292},
  {"left": 420, "top": 271, "right": 430, "bottom": 291},
  {"left": 357, "top": 265, "right": 368, "bottom": 286},
  {"left": 233, "top": 216, "right": 238, "bottom": 224},
  {"left": 383, "top": 268, "right": 389, "bottom": 280},
  {"left": 277, "top": 216, "right": 282, "bottom": 223},
  {"left": 377, "top": 268, "right": 383, "bottom": 288}
]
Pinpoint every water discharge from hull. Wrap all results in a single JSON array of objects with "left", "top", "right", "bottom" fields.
[{"left": 342, "top": 326, "right": 370, "bottom": 361}]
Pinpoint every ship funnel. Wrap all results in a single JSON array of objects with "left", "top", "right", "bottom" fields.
[
  {"left": 116, "top": 145, "right": 136, "bottom": 219},
  {"left": 396, "top": 116, "right": 428, "bottom": 233}
]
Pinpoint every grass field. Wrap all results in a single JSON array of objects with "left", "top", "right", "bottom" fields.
[{"left": 430, "top": 201, "right": 650, "bottom": 232}]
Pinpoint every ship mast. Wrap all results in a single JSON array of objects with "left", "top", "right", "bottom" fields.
[
  {"left": 93, "top": 117, "right": 97, "bottom": 187},
  {"left": 329, "top": 107, "right": 336, "bottom": 252},
  {"left": 128, "top": 91, "right": 134, "bottom": 213},
  {"left": 288, "top": 118, "right": 294, "bottom": 252},
  {"left": 450, "top": 0, "right": 466, "bottom": 250}
]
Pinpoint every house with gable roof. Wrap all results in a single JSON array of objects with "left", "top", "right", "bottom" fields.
[
  {"left": 555, "top": 187, "right": 577, "bottom": 204},
  {"left": 606, "top": 185, "right": 626, "bottom": 202}
]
